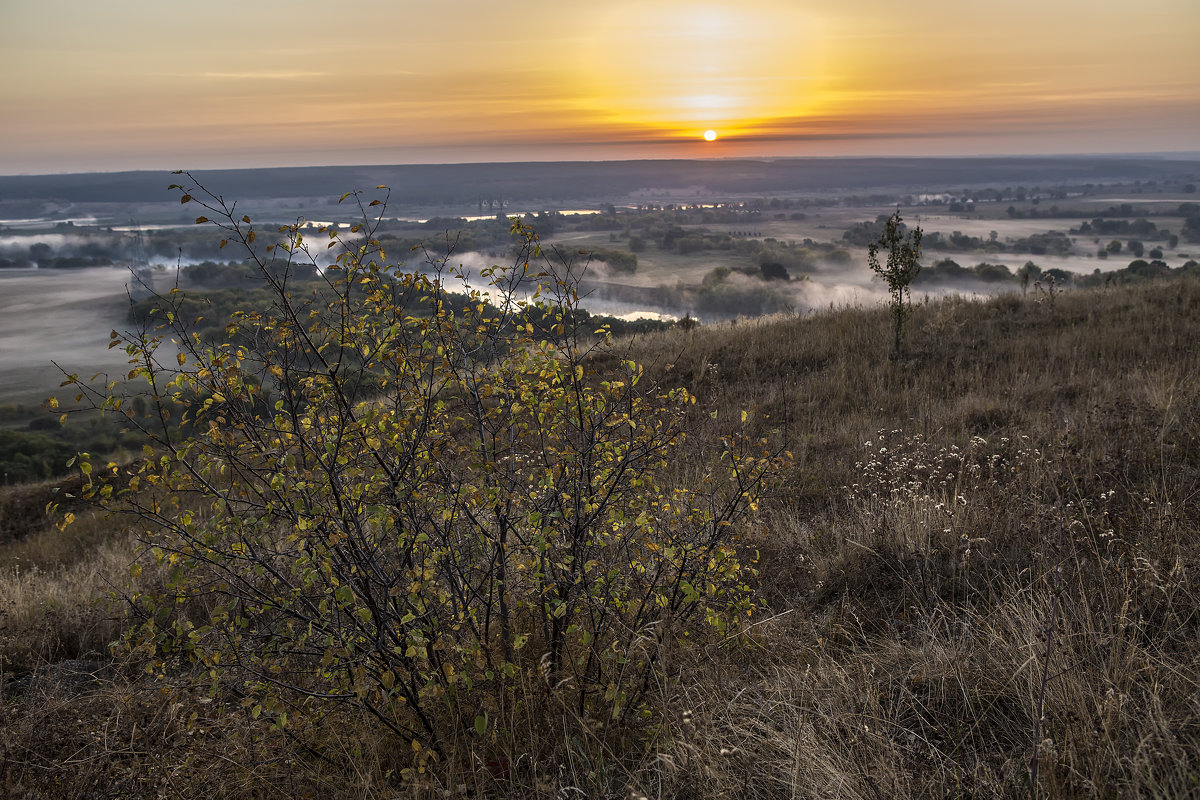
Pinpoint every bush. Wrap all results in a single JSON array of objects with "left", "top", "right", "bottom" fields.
[{"left": 66, "top": 176, "right": 783, "bottom": 761}]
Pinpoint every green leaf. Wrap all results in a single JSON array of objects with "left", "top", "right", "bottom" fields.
[{"left": 475, "top": 713, "right": 488, "bottom": 737}]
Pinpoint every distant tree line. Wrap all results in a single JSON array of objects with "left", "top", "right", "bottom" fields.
[
  {"left": 846, "top": 215, "right": 1074, "bottom": 256},
  {"left": 0, "top": 430, "right": 77, "bottom": 484},
  {"left": 184, "top": 260, "right": 318, "bottom": 288},
  {"left": 1073, "top": 218, "right": 1163, "bottom": 239},
  {"left": 0, "top": 402, "right": 146, "bottom": 484},
  {"left": 916, "top": 257, "right": 1200, "bottom": 290}
]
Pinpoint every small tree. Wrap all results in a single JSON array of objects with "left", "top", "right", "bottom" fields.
[
  {"left": 867, "top": 209, "right": 923, "bottom": 354},
  {"left": 1017, "top": 260, "right": 1042, "bottom": 296},
  {"left": 62, "top": 174, "right": 784, "bottom": 763}
]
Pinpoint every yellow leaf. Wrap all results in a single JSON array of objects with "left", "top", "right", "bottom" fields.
[
  {"left": 177, "top": 352, "right": 187, "bottom": 366},
  {"left": 194, "top": 216, "right": 208, "bottom": 224}
]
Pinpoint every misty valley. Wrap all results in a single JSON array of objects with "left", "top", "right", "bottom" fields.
[{"left": 2, "top": 157, "right": 1199, "bottom": 484}]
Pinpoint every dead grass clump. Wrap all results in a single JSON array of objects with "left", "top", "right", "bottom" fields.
[
  {"left": 0, "top": 527, "right": 136, "bottom": 675},
  {"left": 0, "top": 672, "right": 396, "bottom": 798}
]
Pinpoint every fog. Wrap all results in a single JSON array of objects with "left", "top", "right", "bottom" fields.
[
  {"left": 431, "top": 248, "right": 1091, "bottom": 323},
  {"left": 2, "top": 156, "right": 1196, "bottom": 405},
  {"left": 0, "top": 267, "right": 151, "bottom": 403},
  {"left": 0, "top": 233, "right": 114, "bottom": 255},
  {"left": 0, "top": 233, "right": 1176, "bottom": 404},
  {"left": 0, "top": 238, "right": 1148, "bottom": 407},
  {"left": 786, "top": 260, "right": 1002, "bottom": 314}
]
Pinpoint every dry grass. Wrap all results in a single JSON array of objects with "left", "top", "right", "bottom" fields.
[
  {"left": 0, "top": 488, "right": 137, "bottom": 675},
  {"left": 2, "top": 279, "right": 1198, "bottom": 798}
]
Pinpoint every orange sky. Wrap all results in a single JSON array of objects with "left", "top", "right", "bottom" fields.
[{"left": 1, "top": 0, "right": 1198, "bottom": 173}]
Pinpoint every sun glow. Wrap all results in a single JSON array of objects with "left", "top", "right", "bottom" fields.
[{"left": 575, "top": 2, "right": 827, "bottom": 145}]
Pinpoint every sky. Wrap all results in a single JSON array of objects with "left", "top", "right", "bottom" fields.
[{"left": 1, "top": 0, "right": 1198, "bottom": 174}]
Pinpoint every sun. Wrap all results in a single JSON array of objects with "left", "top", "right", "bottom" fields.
[{"left": 703, "top": 129, "right": 718, "bottom": 141}]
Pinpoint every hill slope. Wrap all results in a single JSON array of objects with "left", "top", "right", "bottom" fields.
[{"left": 2, "top": 279, "right": 1197, "bottom": 798}]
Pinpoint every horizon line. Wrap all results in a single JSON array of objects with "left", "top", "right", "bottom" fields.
[{"left": 4, "top": 149, "right": 1200, "bottom": 179}]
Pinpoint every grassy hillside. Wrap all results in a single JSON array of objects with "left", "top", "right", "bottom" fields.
[{"left": 1, "top": 279, "right": 1197, "bottom": 798}]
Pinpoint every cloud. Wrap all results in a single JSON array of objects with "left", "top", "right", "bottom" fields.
[{"left": 200, "top": 71, "right": 329, "bottom": 80}]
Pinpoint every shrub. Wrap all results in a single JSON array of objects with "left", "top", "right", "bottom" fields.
[{"left": 63, "top": 176, "right": 783, "bottom": 761}]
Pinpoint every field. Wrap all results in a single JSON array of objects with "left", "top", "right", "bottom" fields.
[{"left": 1, "top": 273, "right": 1197, "bottom": 798}]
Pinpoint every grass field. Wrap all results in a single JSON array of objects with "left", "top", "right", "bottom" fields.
[{"left": 0, "top": 274, "right": 1196, "bottom": 798}]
